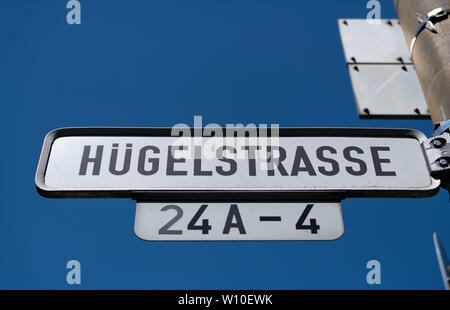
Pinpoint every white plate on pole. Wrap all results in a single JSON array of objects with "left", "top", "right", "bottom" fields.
[
  {"left": 134, "top": 202, "right": 344, "bottom": 241},
  {"left": 337, "top": 19, "right": 429, "bottom": 119}
]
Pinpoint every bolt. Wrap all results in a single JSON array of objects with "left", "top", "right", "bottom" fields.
[
  {"left": 439, "top": 158, "right": 448, "bottom": 167},
  {"left": 432, "top": 139, "right": 444, "bottom": 148}
]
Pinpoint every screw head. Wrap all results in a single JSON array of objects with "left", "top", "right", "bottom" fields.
[
  {"left": 439, "top": 158, "right": 449, "bottom": 167},
  {"left": 432, "top": 139, "right": 443, "bottom": 148}
]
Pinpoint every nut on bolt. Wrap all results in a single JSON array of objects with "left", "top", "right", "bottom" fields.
[
  {"left": 438, "top": 158, "right": 449, "bottom": 168},
  {"left": 432, "top": 139, "right": 443, "bottom": 148}
]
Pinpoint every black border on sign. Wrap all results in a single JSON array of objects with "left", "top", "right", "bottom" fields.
[{"left": 35, "top": 127, "right": 440, "bottom": 201}]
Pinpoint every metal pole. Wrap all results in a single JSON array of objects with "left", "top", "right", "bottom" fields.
[{"left": 393, "top": 0, "right": 450, "bottom": 124}]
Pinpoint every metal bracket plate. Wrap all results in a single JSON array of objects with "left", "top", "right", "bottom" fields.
[
  {"left": 348, "top": 64, "right": 428, "bottom": 118},
  {"left": 338, "top": 19, "right": 430, "bottom": 119},
  {"left": 338, "top": 19, "right": 412, "bottom": 64},
  {"left": 423, "top": 132, "right": 450, "bottom": 178}
]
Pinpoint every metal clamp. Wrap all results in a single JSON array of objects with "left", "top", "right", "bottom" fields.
[
  {"left": 423, "top": 123, "right": 450, "bottom": 193},
  {"left": 410, "top": 7, "right": 450, "bottom": 55},
  {"left": 424, "top": 132, "right": 450, "bottom": 175}
]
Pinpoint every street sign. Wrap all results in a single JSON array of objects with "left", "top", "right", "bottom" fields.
[
  {"left": 134, "top": 202, "right": 344, "bottom": 241},
  {"left": 35, "top": 128, "right": 439, "bottom": 200}
]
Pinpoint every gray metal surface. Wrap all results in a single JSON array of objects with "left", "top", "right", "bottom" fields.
[
  {"left": 134, "top": 202, "right": 344, "bottom": 241},
  {"left": 348, "top": 64, "right": 429, "bottom": 118},
  {"left": 338, "top": 19, "right": 411, "bottom": 64},
  {"left": 35, "top": 128, "right": 440, "bottom": 200},
  {"left": 394, "top": 0, "right": 450, "bottom": 124}
]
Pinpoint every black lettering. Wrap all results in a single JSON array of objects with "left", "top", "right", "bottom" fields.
[
  {"left": 371, "top": 146, "right": 396, "bottom": 176},
  {"left": 216, "top": 146, "right": 237, "bottom": 176},
  {"left": 267, "top": 146, "right": 288, "bottom": 176},
  {"left": 243, "top": 146, "right": 261, "bottom": 176},
  {"left": 167, "top": 146, "right": 188, "bottom": 176},
  {"left": 194, "top": 146, "right": 212, "bottom": 176},
  {"left": 138, "top": 146, "right": 160, "bottom": 176},
  {"left": 223, "top": 204, "right": 246, "bottom": 234},
  {"left": 79, "top": 145, "right": 103, "bottom": 175},
  {"left": 291, "top": 146, "right": 317, "bottom": 176},
  {"left": 109, "top": 143, "right": 132, "bottom": 175},
  {"left": 343, "top": 146, "right": 367, "bottom": 176},
  {"left": 316, "top": 146, "right": 339, "bottom": 176}
]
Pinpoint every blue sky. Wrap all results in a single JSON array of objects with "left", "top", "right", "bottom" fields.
[{"left": 0, "top": 0, "right": 449, "bottom": 289}]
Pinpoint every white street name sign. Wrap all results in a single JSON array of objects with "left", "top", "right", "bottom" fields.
[{"left": 35, "top": 128, "right": 439, "bottom": 200}]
